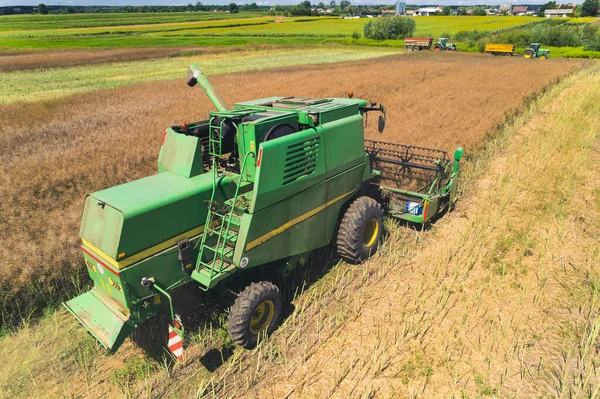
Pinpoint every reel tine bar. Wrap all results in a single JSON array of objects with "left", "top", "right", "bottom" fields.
[{"left": 365, "top": 140, "right": 449, "bottom": 192}]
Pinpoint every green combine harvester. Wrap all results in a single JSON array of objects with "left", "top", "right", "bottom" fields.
[{"left": 64, "top": 65, "right": 464, "bottom": 356}]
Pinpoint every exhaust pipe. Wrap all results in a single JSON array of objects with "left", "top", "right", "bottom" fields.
[{"left": 186, "top": 64, "right": 229, "bottom": 113}]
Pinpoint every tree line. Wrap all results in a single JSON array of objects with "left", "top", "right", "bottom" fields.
[{"left": 2, "top": 1, "right": 597, "bottom": 17}]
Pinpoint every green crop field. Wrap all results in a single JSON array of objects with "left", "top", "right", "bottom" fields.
[
  {"left": 0, "top": 11, "right": 264, "bottom": 31},
  {"left": 0, "top": 15, "right": 546, "bottom": 51}
]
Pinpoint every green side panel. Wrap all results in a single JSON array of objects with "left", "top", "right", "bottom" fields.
[
  {"left": 237, "top": 123, "right": 256, "bottom": 183},
  {"left": 320, "top": 113, "right": 365, "bottom": 178},
  {"left": 250, "top": 128, "right": 326, "bottom": 213},
  {"left": 81, "top": 171, "right": 235, "bottom": 260},
  {"left": 120, "top": 241, "right": 199, "bottom": 322},
  {"left": 425, "top": 198, "right": 441, "bottom": 223},
  {"left": 237, "top": 113, "right": 299, "bottom": 183},
  {"left": 80, "top": 196, "right": 123, "bottom": 261},
  {"left": 236, "top": 164, "right": 364, "bottom": 268},
  {"left": 158, "top": 127, "right": 205, "bottom": 178},
  {"left": 386, "top": 192, "right": 443, "bottom": 224},
  {"left": 82, "top": 248, "right": 128, "bottom": 309},
  {"left": 63, "top": 288, "right": 134, "bottom": 353}
]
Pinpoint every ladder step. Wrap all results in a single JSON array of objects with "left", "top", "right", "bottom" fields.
[
  {"left": 206, "top": 227, "right": 223, "bottom": 235},
  {"left": 199, "top": 259, "right": 213, "bottom": 267}
]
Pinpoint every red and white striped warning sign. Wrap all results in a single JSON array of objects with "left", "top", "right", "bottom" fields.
[{"left": 168, "top": 326, "right": 183, "bottom": 361}]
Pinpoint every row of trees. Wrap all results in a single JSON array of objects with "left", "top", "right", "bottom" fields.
[
  {"left": 0, "top": 2, "right": 267, "bottom": 16},
  {"left": 4, "top": 1, "right": 597, "bottom": 17},
  {"left": 582, "top": 0, "right": 599, "bottom": 17},
  {"left": 364, "top": 16, "right": 415, "bottom": 40}
]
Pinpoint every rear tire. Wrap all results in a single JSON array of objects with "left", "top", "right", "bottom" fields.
[
  {"left": 227, "top": 282, "right": 282, "bottom": 349},
  {"left": 524, "top": 49, "right": 533, "bottom": 59},
  {"left": 337, "top": 196, "right": 384, "bottom": 264}
]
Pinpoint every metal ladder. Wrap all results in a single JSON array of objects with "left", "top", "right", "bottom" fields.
[
  {"left": 207, "top": 118, "right": 226, "bottom": 156},
  {"left": 191, "top": 141, "right": 254, "bottom": 290}
]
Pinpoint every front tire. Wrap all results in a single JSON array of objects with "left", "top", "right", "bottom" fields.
[
  {"left": 227, "top": 281, "right": 282, "bottom": 349},
  {"left": 337, "top": 196, "right": 384, "bottom": 264}
]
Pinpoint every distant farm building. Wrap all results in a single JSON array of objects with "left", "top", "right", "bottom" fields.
[
  {"left": 395, "top": 1, "right": 406, "bottom": 15},
  {"left": 544, "top": 8, "right": 574, "bottom": 17},
  {"left": 511, "top": 5, "right": 528, "bottom": 15},
  {"left": 415, "top": 6, "right": 443, "bottom": 16}
]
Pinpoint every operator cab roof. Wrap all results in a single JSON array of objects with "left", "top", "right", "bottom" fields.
[{"left": 234, "top": 96, "right": 367, "bottom": 114}]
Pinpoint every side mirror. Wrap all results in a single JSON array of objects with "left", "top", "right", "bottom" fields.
[{"left": 378, "top": 115, "right": 385, "bottom": 133}]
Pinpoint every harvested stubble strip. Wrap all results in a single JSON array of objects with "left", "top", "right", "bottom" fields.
[
  {"left": 0, "top": 53, "right": 582, "bottom": 327},
  {"left": 0, "top": 46, "right": 227, "bottom": 72}
]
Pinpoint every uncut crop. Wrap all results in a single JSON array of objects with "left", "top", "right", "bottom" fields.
[{"left": 0, "top": 53, "right": 580, "bottom": 328}]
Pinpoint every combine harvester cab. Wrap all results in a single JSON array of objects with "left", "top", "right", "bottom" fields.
[{"left": 64, "top": 64, "right": 464, "bottom": 356}]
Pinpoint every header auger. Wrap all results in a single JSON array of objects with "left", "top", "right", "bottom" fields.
[{"left": 64, "top": 64, "right": 464, "bottom": 358}]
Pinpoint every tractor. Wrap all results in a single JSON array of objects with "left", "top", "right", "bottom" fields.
[
  {"left": 64, "top": 65, "right": 464, "bottom": 357},
  {"left": 523, "top": 43, "right": 550, "bottom": 59},
  {"left": 433, "top": 38, "right": 457, "bottom": 52}
]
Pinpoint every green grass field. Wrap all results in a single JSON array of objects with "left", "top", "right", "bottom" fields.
[{"left": 0, "top": 15, "right": 544, "bottom": 51}]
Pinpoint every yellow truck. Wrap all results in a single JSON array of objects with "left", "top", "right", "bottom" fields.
[{"left": 484, "top": 43, "right": 516, "bottom": 56}]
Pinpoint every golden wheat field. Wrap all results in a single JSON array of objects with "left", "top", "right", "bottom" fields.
[{"left": 0, "top": 53, "right": 583, "bottom": 326}]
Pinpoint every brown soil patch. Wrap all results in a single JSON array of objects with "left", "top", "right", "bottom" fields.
[
  {"left": 0, "top": 46, "right": 254, "bottom": 72},
  {"left": 0, "top": 53, "right": 581, "bottom": 325}
]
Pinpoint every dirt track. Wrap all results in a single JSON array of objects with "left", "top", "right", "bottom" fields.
[{"left": 0, "top": 46, "right": 245, "bottom": 72}]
